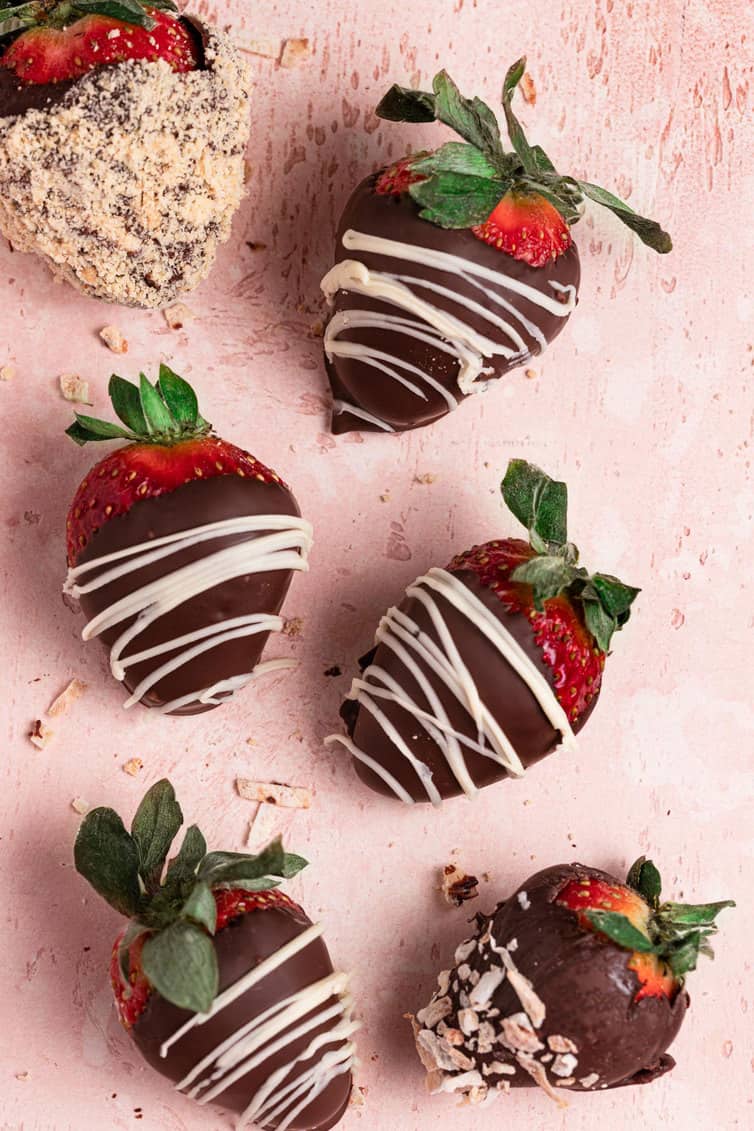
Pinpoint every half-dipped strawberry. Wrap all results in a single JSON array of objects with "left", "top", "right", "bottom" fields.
[
  {"left": 0, "top": 1, "right": 249, "bottom": 307},
  {"left": 321, "top": 58, "right": 671, "bottom": 435},
  {"left": 76, "top": 780, "right": 357, "bottom": 1130},
  {"left": 413, "top": 856, "right": 733, "bottom": 1105},
  {"left": 64, "top": 368, "right": 312, "bottom": 716},
  {"left": 328, "top": 459, "right": 638, "bottom": 804}
]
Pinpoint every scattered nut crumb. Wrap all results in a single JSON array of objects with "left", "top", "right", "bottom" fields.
[
  {"left": 379, "top": 491, "right": 390, "bottom": 503},
  {"left": 99, "top": 325, "right": 128, "bottom": 354},
  {"left": 324, "top": 665, "right": 342, "bottom": 677},
  {"left": 414, "top": 473, "right": 437, "bottom": 485},
  {"left": 310, "top": 320, "right": 325, "bottom": 338},
  {"left": 0, "top": 364, "right": 16, "bottom": 381},
  {"left": 29, "top": 719, "right": 53, "bottom": 749},
  {"left": 47, "top": 677, "right": 87, "bottom": 717},
  {"left": 163, "top": 302, "right": 195, "bottom": 331},
  {"left": 440, "top": 863, "right": 479, "bottom": 907},
  {"left": 524, "top": 368, "right": 537, "bottom": 380},
  {"left": 236, "top": 779, "right": 312, "bottom": 809},
  {"left": 15, "top": 1072, "right": 30, "bottom": 1082},
  {"left": 246, "top": 240, "right": 267, "bottom": 251},
  {"left": 241, "top": 38, "right": 279, "bottom": 59},
  {"left": 59, "top": 373, "right": 91, "bottom": 404},
  {"left": 123, "top": 757, "right": 144, "bottom": 777},
  {"left": 71, "top": 797, "right": 89, "bottom": 815},
  {"left": 349, "top": 1084, "right": 367, "bottom": 1107},
  {"left": 280, "top": 38, "right": 310, "bottom": 67},
  {"left": 282, "top": 617, "right": 304, "bottom": 638},
  {"left": 520, "top": 72, "right": 537, "bottom": 105}
]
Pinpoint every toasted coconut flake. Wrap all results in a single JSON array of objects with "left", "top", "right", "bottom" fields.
[
  {"left": 416, "top": 1029, "right": 475, "bottom": 1073},
  {"left": 242, "top": 38, "right": 280, "bottom": 59},
  {"left": 476, "top": 1020, "right": 497, "bottom": 1053},
  {"left": 282, "top": 616, "right": 304, "bottom": 637},
  {"left": 483, "top": 1060, "right": 515, "bottom": 1077},
  {"left": 47, "top": 677, "right": 87, "bottom": 717},
  {"left": 516, "top": 1054, "right": 567, "bottom": 1108},
  {"left": 348, "top": 1084, "right": 367, "bottom": 1108},
  {"left": 245, "top": 801, "right": 294, "bottom": 850},
  {"left": 99, "top": 325, "right": 128, "bottom": 354},
  {"left": 71, "top": 797, "right": 89, "bottom": 815},
  {"left": 59, "top": 373, "right": 91, "bottom": 404},
  {"left": 555, "top": 1077, "right": 575, "bottom": 1087},
  {"left": 236, "top": 778, "right": 312, "bottom": 809},
  {"left": 15, "top": 1071, "right": 30, "bottom": 1081},
  {"left": 520, "top": 72, "right": 537, "bottom": 105},
  {"left": 579, "top": 1073, "right": 600, "bottom": 1088},
  {"left": 469, "top": 967, "right": 504, "bottom": 1009},
  {"left": 163, "top": 302, "right": 195, "bottom": 330},
  {"left": 436, "top": 969, "right": 451, "bottom": 996},
  {"left": 441, "top": 863, "right": 479, "bottom": 906},
  {"left": 458, "top": 1008, "right": 479, "bottom": 1036},
  {"left": 438, "top": 1026, "right": 464, "bottom": 1046},
  {"left": 516, "top": 890, "right": 531, "bottom": 910},
  {"left": 490, "top": 934, "right": 546, "bottom": 1028},
  {"left": 461, "top": 1083, "right": 489, "bottom": 1106},
  {"left": 414, "top": 472, "right": 437, "bottom": 485},
  {"left": 280, "top": 37, "right": 310, "bottom": 67},
  {"left": 0, "top": 364, "right": 16, "bottom": 381},
  {"left": 500, "top": 1012, "right": 544, "bottom": 1054},
  {"left": 417, "top": 995, "right": 452, "bottom": 1029},
  {"left": 547, "top": 1034, "right": 578, "bottom": 1054},
  {"left": 434, "top": 1069, "right": 484, "bottom": 1095},
  {"left": 551, "top": 1053, "right": 578, "bottom": 1078},
  {"left": 29, "top": 719, "right": 53, "bottom": 749},
  {"left": 123, "top": 757, "right": 144, "bottom": 777},
  {"left": 454, "top": 938, "right": 476, "bottom": 964}
]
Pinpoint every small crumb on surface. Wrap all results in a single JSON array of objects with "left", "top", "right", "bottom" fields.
[
  {"left": 59, "top": 373, "right": 91, "bottom": 403},
  {"left": 414, "top": 473, "right": 437, "bottom": 484},
  {"left": 440, "top": 863, "right": 479, "bottom": 907},
  {"left": 282, "top": 617, "right": 303, "bottom": 637},
  {"left": 0, "top": 364, "right": 16, "bottom": 381},
  {"left": 99, "top": 325, "right": 128, "bottom": 354},
  {"left": 71, "top": 797, "right": 89, "bottom": 815},
  {"left": 324, "top": 665, "right": 342, "bottom": 677},
  {"left": 163, "top": 302, "right": 195, "bottom": 330},
  {"left": 29, "top": 719, "right": 53, "bottom": 749},
  {"left": 524, "top": 368, "right": 537, "bottom": 379},
  {"left": 237, "top": 779, "right": 312, "bottom": 809},
  {"left": 349, "top": 1084, "right": 367, "bottom": 1107},
  {"left": 123, "top": 757, "right": 144, "bottom": 777},
  {"left": 520, "top": 72, "right": 537, "bottom": 104},
  {"left": 15, "top": 1072, "right": 30, "bottom": 1082},
  {"left": 47, "top": 677, "right": 87, "bottom": 717},
  {"left": 280, "top": 38, "right": 310, "bottom": 67}
]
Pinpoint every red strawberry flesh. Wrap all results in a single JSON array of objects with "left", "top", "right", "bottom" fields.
[{"left": 473, "top": 190, "right": 572, "bottom": 267}]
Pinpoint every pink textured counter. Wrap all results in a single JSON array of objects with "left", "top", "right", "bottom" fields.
[{"left": 1, "top": 1, "right": 751, "bottom": 1128}]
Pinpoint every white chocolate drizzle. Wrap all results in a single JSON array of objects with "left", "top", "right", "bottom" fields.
[
  {"left": 321, "top": 229, "right": 576, "bottom": 429},
  {"left": 64, "top": 514, "right": 313, "bottom": 712},
  {"left": 160, "top": 921, "right": 358, "bottom": 1130},
  {"left": 327, "top": 567, "right": 575, "bottom": 805}
]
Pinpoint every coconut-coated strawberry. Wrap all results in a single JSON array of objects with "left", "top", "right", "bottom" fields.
[
  {"left": 472, "top": 190, "right": 573, "bottom": 267},
  {"left": 1, "top": 5, "right": 197, "bottom": 85},
  {"left": 65, "top": 367, "right": 282, "bottom": 566}
]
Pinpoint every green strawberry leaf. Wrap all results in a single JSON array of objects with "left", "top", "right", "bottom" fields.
[
  {"left": 131, "top": 779, "right": 183, "bottom": 891},
  {"left": 139, "top": 373, "right": 176, "bottom": 437},
  {"left": 116, "top": 919, "right": 150, "bottom": 984},
  {"left": 581, "top": 596, "right": 617, "bottom": 653},
  {"left": 141, "top": 920, "right": 218, "bottom": 1013},
  {"left": 663, "top": 900, "right": 736, "bottom": 927},
  {"left": 589, "top": 573, "right": 641, "bottom": 619},
  {"left": 626, "top": 857, "right": 662, "bottom": 908},
  {"left": 577, "top": 180, "right": 672, "bottom": 253},
  {"left": 502, "top": 459, "right": 569, "bottom": 548},
  {"left": 157, "top": 365, "right": 200, "bottom": 428},
  {"left": 584, "top": 910, "right": 656, "bottom": 953},
  {"left": 409, "top": 171, "right": 506, "bottom": 229},
  {"left": 66, "top": 415, "right": 136, "bottom": 446},
  {"left": 165, "top": 824, "right": 207, "bottom": 888},
  {"left": 70, "top": 0, "right": 156, "bottom": 27},
  {"left": 411, "top": 142, "right": 500, "bottom": 180},
  {"left": 667, "top": 931, "right": 704, "bottom": 979},
  {"left": 181, "top": 881, "right": 217, "bottom": 935},
  {"left": 375, "top": 83, "right": 437, "bottom": 123},
  {"left": 197, "top": 838, "right": 308, "bottom": 888},
  {"left": 74, "top": 808, "right": 142, "bottom": 918},
  {"left": 432, "top": 70, "right": 504, "bottom": 170},
  {"left": 108, "top": 374, "right": 148, "bottom": 435},
  {"left": 511, "top": 555, "right": 583, "bottom": 608}
]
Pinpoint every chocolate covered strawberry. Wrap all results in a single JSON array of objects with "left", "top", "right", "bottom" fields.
[
  {"left": 328, "top": 459, "right": 638, "bottom": 803},
  {"left": 64, "top": 367, "right": 312, "bottom": 715},
  {"left": 75, "top": 780, "right": 357, "bottom": 1130},
  {"left": 413, "top": 857, "right": 733, "bottom": 1104},
  {"left": 320, "top": 58, "right": 671, "bottom": 435},
  {"left": 0, "top": 1, "right": 249, "bottom": 307}
]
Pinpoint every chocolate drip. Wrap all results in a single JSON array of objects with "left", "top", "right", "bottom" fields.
[
  {"left": 74, "top": 475, "right": 302, "bottom": 716},
  {"left": 340, "top": 569, "right": 597, "bottom": 803},
  {"left": 414, "top": 863, "right": 688, "bottom": 1100},
  {"left": 133, "top": 904, "right": 352, "bottom": 1130},
  {"left": 323, "top": 176, "right": 580, "bottom": 434}
]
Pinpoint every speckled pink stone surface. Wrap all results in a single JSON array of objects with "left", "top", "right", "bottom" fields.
[{"left": 1, "top": 0, "right": 752, "bottom": 1128}]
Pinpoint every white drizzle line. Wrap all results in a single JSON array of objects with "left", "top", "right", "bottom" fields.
[
  {"left": 327, "top": 568, "right": 576, "bottom": 805},
  {"left": 320, "top": 229, "right": 576, "bottom": 428},
  {"left": 161, "top": 922, "right": 358, "bottom": 1131},
  {"left": 65, "top": 514, "right": 313, "bottom": 712}
]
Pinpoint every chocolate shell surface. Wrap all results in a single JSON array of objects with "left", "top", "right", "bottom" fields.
[
  {"left": 413, "top": 863, "right": 688, "bottom": 1105},
  {"left": 133, "top": 899, "right": 356, "bottom": 1129},
  {"left": 67, "top": 475, "right": 311, "bottom": 716},
  {"left": 331, "top": 566, "right": 596, "bottom": 803},
  {"left": 321, "top": 175, "right": 580, "bottom": 434},
  {"left": 0, "top": 22, "right": 248, "bottom": 307}
]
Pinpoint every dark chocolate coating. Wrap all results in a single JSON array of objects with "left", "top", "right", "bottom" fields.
[
  {"left": 342, "top": 569, "right": 598, "bottom": 802},
  {"left": 324, "top": 175, "right": 580, "bottom": 434},
  {"left": 0, "top": 18, "right": 206, "bottom": 120},
  {"left": 133, "top": 904, "right": 352, "bottom": 1130},
  {"left": 76, "top": 474, "right": 301, "bottom": 716},
  {"left": 416, "top": 863, "right": 688, "bottom": 1097}
]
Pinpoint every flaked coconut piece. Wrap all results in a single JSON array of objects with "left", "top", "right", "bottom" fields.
[
  {"left": 29, "top": 719, "right": 53, "bottom": 749},
  {"left": 236, "top": 778, "right": 312, "bottom": 809},
  {"left": 441, "top": 863, "right": 479, "bottom": 906},
  {"left": 71, "top": 797, "right": 89, "bottom": 815},
  {"left": 454, "top": 938, "right": 476, "bottom": 964},
  {"left": 348, "top": 1084, "right": 366, "bottom": 1107},
  {"left": 579, "top": 1073, "right": 600, "bottom": 1088},
  {"left": 416, "top": 1029, "right": 475, "bottom": 1073},
  {"left": 0, "top": 365, "right": 16, "bottom": 381},
  {"left": 99, "top": 325, "right": 128, "bottom": 354},
  {"left": 245, "top": 801, "right": 295, "bottom": 851},
  {"left": 483, "top": 1060, "right": 515, "bottom": 1077},
  {"left": 516, "top": 1054, "right": 567, "bottom": 1108},
  {"left": 416, "top": 995, "right": 452, "bottom": 1029},
  {"left": 547, "top": 1034, "right": 578, "bottom": 1054},
  {"left": 551, "top": 1053, "right": 578, "bottom": 1078},
  {"left": 520, "top": 72, "right": 537, "bottom": 105},
  {"left": 555, "top": 1077, "right": 575, "bottom": 1087},
  {"left": 47, "top": 677, "right": 87, "bottom": 717},
  {"left": 430, "top": 1069, "right": 484, "bottom": 1095},
  {"left": 280, "top": 37, "right": 310, "bottom": 67},
  {"left": 468, "top": 966, "right": 504, "bottom": 1009},
  {"left": 490, "top": 933, "right": 546, "bottom": 1028},
  {"left": 414, "top": 473, "right": 437, "bottom": 485},
  {"left": 163, "top": 302, "right": 195, "bottom": 330},
  {"left": 458, "top": 1008, "right": 479, "bottom": 1036},
  {"left": 435, "top": 969, "right": 451, "bottom": 996},
  {"left": 59, "top": 373, "right": 91, "bottom": 404},
  {"left": 123, "top": 757, "right": 144, "bottom": 776},
  {"left": 500, "top": 1012, "right": 544, "bottom": 1054},
  {"left": 437, "top": 1026, "right": 464, "bottom": 1047},
  {"left": 460, "top": 1083, "right": 489, "bottom": 1106},
  {"left": 476, "top": 1020, "right": 496, "bottom": 1054},
  {"left": 516, "top": 890, "right": 531, "bottom": 910}
]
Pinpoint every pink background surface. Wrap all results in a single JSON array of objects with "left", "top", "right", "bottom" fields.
[{"left": 1, "top": 0, "right": 752, "bottom": 1128}]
